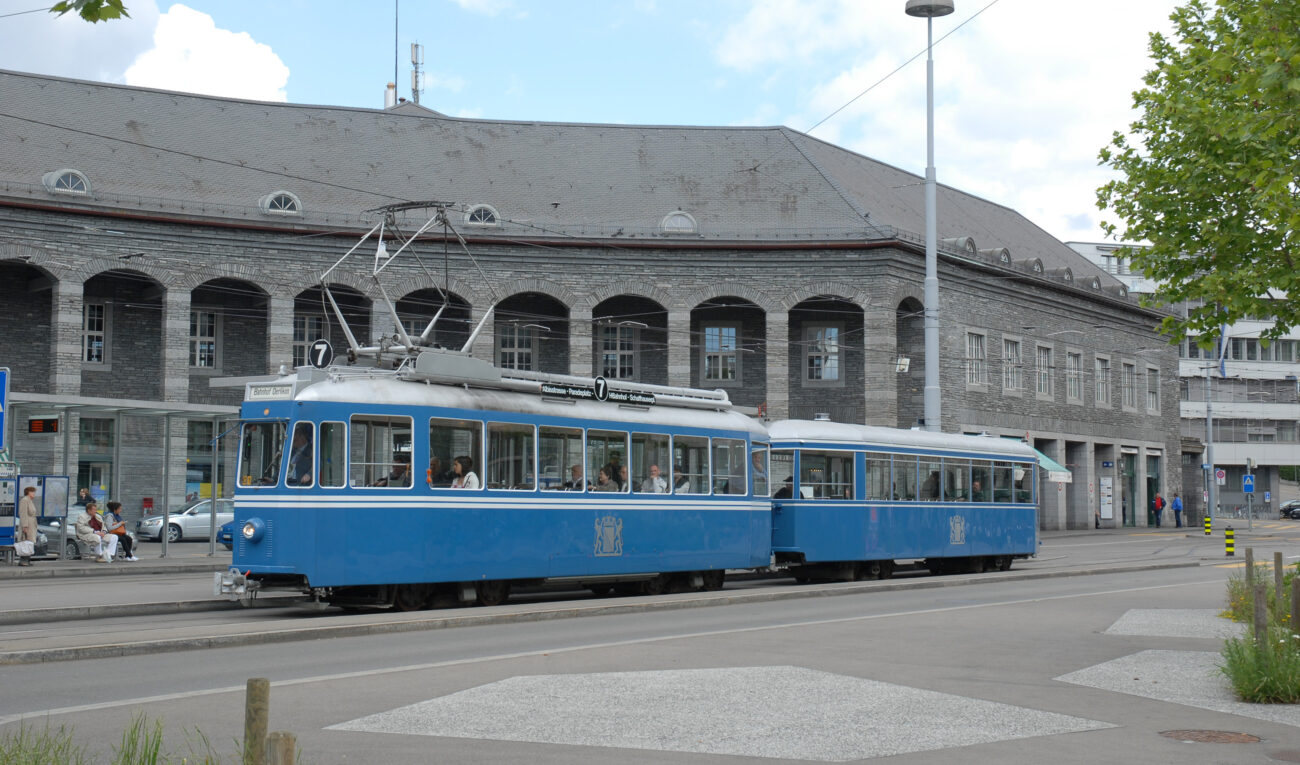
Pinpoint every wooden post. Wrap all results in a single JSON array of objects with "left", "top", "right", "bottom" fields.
[
  {"left": 244, "top": 678, "right": 270, "bottom": 765},
  {"left": 1292, "top": 582, "right": 1300, "bottom": 634},
  {"left": 1276, "top": 551, "right": 1285, "bottom": 620},
  {"left": 1254, "top": 582, "right": 1268, "bottom": 645},
  {"left": 1245, "top": 547, "right": 1254, "bottom": 584},
  {"left": 266, "top": 731, "right": 296, "bottom": 765}
]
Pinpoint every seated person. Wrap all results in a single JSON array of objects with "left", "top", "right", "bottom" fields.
[
  {"left": 591, "top": 468, "right": 619, "bottom": 492},
  {"left": 773, "top": 477, "right": 794, "bottom": 499},
  {"left": 427, "top": 456, "right": 455, "bottom": 487},
  {"left": 640, "top": 464, "right": 667, "bottom": 493},
  {"left": 75, "top": 500, "right": 118, "bottom": 562},
  {"left": 672, "top": 466, "right": 690, "bottom": 492},
  {"left": 562, "top": 464, "right": 587, "bottom": 491},
  {"left": 450, "top": 455, "right": 480, "bottom": 489},
  {"left": 373, "top": 456, "right": 412, "bottom": 487},
  {"left": 103, "top": 501, "right": 139, "bottom": 561},
  {"left": 617, "top": 465, "right": 630, "bottom": 491}
]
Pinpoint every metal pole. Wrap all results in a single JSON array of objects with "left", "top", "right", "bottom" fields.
[
  {"left": 922, "top": 15, "right": 941, "bottom": 433},
  {"left": 1205, "top": 363, "right": 1216, "bottom": 526},
  {"left": 160, "top": 414, "right": 170, "bottom": 558}
]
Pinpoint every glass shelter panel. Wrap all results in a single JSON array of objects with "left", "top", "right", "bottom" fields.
[{"left": 487, "top": 423, "right": 536, "bottom": 490}]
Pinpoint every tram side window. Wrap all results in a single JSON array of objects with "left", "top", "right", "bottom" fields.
[
  {"left": 1013, "top": 463, "right": 1032, "bottom": 503},
  {"left": 540, "top": 426, "right": 583, "bottom": 490},
  {"left": 287, "top": 422, "right": 314, "bottom": 487},
  {"left": 318, "top": 422, "right": 346, "bottom": 488},
  {"left": 350, "top": 415, "right": 413, "bottom": 487},
  {"left": 944, "top": 458, "right": 970, "bottom": 501},
  {"left": 673, "top": 435, "right": 709, "bottom": 494},
  {"left": 992, "top": 461, "right": 1014, "bottom": 502},
  {"left": 429, "top": 418, "right": 482, "bottom": 489},
  {"left": 487, "top": 423, "right": 535, "bottom": 490},
  {"left": 238, "top": 422, "right": 285, "bottom": 487},
  {"left": 893, "top": 455, "right": 918, "bottom": 500},
  {"left": 771, "top": 449, "right": 794, "bottom": 498},
  {"left": 864, "top": 452, "right": 890, "bottom": 501},
  {"left": 751, "top": 444, "right": 770, "bottom": 497},
  {"left": 587, "top": 430, "right": 629, "bottom": 492},
  {"left": 970, "top": 460, "right": 991, "bottom": 502},
  {"left": 631, "top": 433, "right": 671, "bottom": 493},
  {"left": 799, "top": 450, "right": 854, "bottom": 499},
  {"left": 919, "top": 457, "right": 942, "bottom": 501},
  {"left": 712, "top": 438, "right": 746, "bottom": 494}
]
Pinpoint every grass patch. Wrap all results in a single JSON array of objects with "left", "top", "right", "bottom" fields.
[
  {"left": 0, "top": 715, "right": 235, "bottom": 764},
  {"left": 1220, "top": 560, "right": 1300, "bottom": 702},
  {"left": 0, "top": 722, "right": 88, "bottom": 764}
]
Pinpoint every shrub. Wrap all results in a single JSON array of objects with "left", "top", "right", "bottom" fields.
[
  {"left": 0, "top": 722, "right": 88, "bottom": 765},
  {"left": 1221, "top": 623, "right": 1300, "bottom": 703}
]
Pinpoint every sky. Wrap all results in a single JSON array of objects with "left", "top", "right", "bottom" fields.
[{"left": 0, "top": 0, "right": 1179, "bottom": 244}]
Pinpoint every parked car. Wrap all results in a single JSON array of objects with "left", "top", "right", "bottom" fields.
[
  {"left": 218, "top": 520, "right": 235, "bottom": 551},
  {"left": 136, "top": 498, "right": 234, "bottom": 542},
  {"left": 1280, "top": 500, "right": 1300, "bottom": 520}
]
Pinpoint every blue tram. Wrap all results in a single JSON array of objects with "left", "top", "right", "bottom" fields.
[
  {"left": 222, "top": 350, "right": 771, "bottom": 609},
  {"left": 219, "top": 351, "right": 1039, "bottom": 609}
]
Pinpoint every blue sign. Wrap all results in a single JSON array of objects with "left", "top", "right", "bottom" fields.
[
  {"left": 0, "top": 367, "right": 8, "bottom": 452},
  {"left": 1102, "top": 461, "right": 1114, "bottom": 468},
  {"left": 1265, "top": 491, "right": 1271, "bottom": 503},
  {"left": 1243, "top": 474, "right": 1255, "bottom": 493}
]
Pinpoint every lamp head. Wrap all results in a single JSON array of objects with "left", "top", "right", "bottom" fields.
[{"left": 906, "top": 0, "right": 955, "bottom": 17}]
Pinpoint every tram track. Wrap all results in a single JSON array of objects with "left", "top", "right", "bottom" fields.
[{"left": 0, "top": 557, "right": 1202, "bottom": 666}]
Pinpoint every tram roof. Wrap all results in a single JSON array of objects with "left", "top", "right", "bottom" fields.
[
  {"left": 290, "top": 375, "right": 767, "bottom": 437},
  {"left": 767, "top": 420, "right": 1038, "bottom": 460}
]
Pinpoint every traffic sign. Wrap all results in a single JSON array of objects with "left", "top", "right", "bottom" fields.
[
  {"left": 1243, "top": 474, "right": 1255, "bottom": 493},
  {"left": 1265, "top": 491, "right": 1271, "bottom": 503},
  {"left": 1215, "top": 468, "right": 1226, "bottom": 486}
]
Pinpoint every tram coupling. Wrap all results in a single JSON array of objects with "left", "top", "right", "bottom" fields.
[{"left": 215, "top": 567, "right": 260, "bottom": 603}]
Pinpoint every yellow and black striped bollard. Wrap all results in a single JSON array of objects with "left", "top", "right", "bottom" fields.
[
  {"left": 1225, "top": 526, "right": 1234, "bottom": 557},
  {"left": 1204, "top": 515, "right": 1211, "bottom": 536}
]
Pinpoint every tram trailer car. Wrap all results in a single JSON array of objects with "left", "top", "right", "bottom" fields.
[
  {"left": 221, "top": 361, "right": 771, "bottom": 610},
  {"left": 767, "top": 420, "right": 1039, "bottom": 580}
]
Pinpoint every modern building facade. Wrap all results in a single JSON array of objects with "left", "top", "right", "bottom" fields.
[
  {"left": 1070, "top": 242, "right": 1300, "bottom": 518},
  {"left": 0, "top": 70, "right": 1182, "bottom": 530}
]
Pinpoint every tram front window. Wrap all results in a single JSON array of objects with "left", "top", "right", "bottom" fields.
[{"left": 238, "top": 422, "right": 286, "bottom": 487}]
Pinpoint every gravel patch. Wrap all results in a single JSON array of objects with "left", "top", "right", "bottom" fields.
[
  {"left": 330, "top": 666, "right": 1112, "bottom": 761},
  {"left": 1056, "top": 649, "right": 1300, "bottom": 727},
  {"left": 1104, "top": 608, "right": 1244, "bottom": 639}
]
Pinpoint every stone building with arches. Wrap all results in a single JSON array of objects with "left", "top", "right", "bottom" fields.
[{"left": 0, "top": 69, "right": 1181, "bottom": 530}]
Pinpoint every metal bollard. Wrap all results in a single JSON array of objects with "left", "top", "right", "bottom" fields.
[
  {"left": 1204, "top": 515, "right": 1211, "bottom": 536},
  {"left": 1225, "top": 526, "right": 1234, "bottom": 557}
]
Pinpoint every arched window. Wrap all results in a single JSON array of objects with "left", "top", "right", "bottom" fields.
[
  {"left": 660, "top": 211, "right": 697, "bottom": 235},
  {"left": 260, "top": 191, "right": 302, "bottom": 215},
  {"left": 43, "top": 169, "right": 90, "bottom": 195},
  {"left": 465, "top": 205, "right": 499, "bottom": 226}
]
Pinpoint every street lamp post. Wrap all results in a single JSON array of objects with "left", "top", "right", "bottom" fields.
[
  {"left": 905, "top": 0, "right": 954, "bottom": 432},
  {"left": 1204, "top": 363, "right": 1217, "bottom": 526}
]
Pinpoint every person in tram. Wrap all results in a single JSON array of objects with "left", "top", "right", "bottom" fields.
[
  {"left": 373, "top": 455, "right": 411, "bottom": 487},
  {"left": 450, "top": 455, "right": 480, "bottom": 489},
  {"left": 640, "top": 464, "right": 667, "bottom": 493},
  {"left": 672, "top": 466, "right": 690, "bottom": 493},
  {"left": 591, "top": 467, "right": 619, "bottom": 492},
  {"left": 617, "top": 465, "right": 630, "bottom": 491},
  {"left": 563, "top": 464, "right": 586, "bottom": 491},
  {"left": 288, "top": 425, "right": 312, "bottom": 486}
]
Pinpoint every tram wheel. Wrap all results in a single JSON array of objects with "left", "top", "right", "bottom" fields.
[
  {"left": 878, "top": 560, "right": 894, "bottom": 580},
  {"left": 588, "top": 584, "right": 614, "bottom": 597},
  {"left": 995, "top": 556, "right": 1013, "bottom": 571},
  {"left": 701, "top": 570, "right": 725, "bottom": 591},
  {"left": 969, "top": 556, "right": 987, "bottom": 574},
  {"left": 642, "top": 575, "right": 669, "bottom": 596},
  {"left": 393, "top": 583, "right": 430, "bottom": 612},
  {"left": 925, "top": 558, "right": 947, "bottom": 576},
  {"left": 475, "top": 580, "right": 511, "bottom": 607},
  {"left": 857, "top": 561, "right": 882, "bottom": 580}
]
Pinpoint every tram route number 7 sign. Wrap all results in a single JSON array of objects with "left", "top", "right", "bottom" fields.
[
  {"left": 0, "top": 367, "right": 8, "bottom": 452},
  {"left": 308, "top": 339, "right": 334, "bottom": 369}
]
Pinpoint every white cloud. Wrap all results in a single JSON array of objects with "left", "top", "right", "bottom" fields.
[
  {"left": 0, "top": 0, "right": 161, "bottom": 83},
  {"left": 123, "top": 4, "right": 289, "bottom": 102},
  {"left": 424, "top": 73, "right": 467, "bottom": 93}
]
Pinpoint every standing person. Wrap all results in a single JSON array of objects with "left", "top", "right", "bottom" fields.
[
  {"left": 1171, "top": 492, "right": 1184, "bottom": 528},
  {"left": 73, "top": 487, "right": 91, "bottom": 507},
  {"left": 1153, "top": 492, "right": 1164, "bottom": 528},
  {"left": 75, "top": 500, "right": 118, "bottom": 563},
  {"left": 450, "top": 456, "right": 479, "bottom": 489},
  {"left": 16, "top": 486, "right": 39, "bottom": 567},
  {"left": 103, "top": 501, "right": 139, "bottom": 561}
]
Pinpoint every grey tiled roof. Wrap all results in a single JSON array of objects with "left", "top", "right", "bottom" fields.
[{"left": 0, "top": 68, "right": 1116, "bottom": 283}]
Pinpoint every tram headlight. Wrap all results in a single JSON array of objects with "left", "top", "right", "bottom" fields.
[{"left": 241, "top": 517, "right": 266, "bottom": 543}]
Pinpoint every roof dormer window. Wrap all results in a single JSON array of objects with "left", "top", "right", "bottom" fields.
[
  {"left": 660, "top": 210, "right": 697, "bottom": 235},
  {"left": 259, "top": 191, "right": 301, "bottom": 216},
  {"left": 465, "top": 205, "right": 499, "bottom": 226},
  {"left": 43, "top": 169, "right": 90, "bottom": 195}
]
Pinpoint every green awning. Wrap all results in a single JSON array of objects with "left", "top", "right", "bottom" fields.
[{"left": 1032, "top": 447, "right": 1072, "bottom": 483}]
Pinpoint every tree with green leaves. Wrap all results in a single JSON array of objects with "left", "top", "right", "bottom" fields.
[
  {"left": 50, "top": 0, "right": 129, "bottom": 23},
  {"left": 1097, "top": 0, "right": 1299, "bottom": 343}
]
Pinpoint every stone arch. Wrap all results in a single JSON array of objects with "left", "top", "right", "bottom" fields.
[
  {"left": 895, "top": 296, "right": 926, "bottom": 429},
  {"left": 486, "top": 277, "right": 577, "bottom": 310},
  {"left": 0, "top": 257, "right": 59, "bottom": 393},
  {"left": 592, "top": 294, "right": 669, "bottom": 385},
  {"left": 77, "top": 261, "right": 173, "bottom": 289},
  {"left": 675, "top": 284, "right": 774, "bottom": 313},
  {"left": 689, "top": 295, "right": 767, "bottom": 408},
  {"left": 779, "top": 282, "right": 863, "bottom": 312},
  {"left": 581, "top": 281, "right": 675, "bottom": 313},
  {"left": 495, "top": 291, "right": 570, "bottom": 375},
  {"left": 394, "top": 287, "right": 473, "bottom": 350},
  {"left": 190, "top": 277, "right": 269, "bottom": 397}
]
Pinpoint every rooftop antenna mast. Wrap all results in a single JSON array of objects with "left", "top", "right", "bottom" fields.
[{"left": 411, "top": 42, "right": 424, "bottom": 105}]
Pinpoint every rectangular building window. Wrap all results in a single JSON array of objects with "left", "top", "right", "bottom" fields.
[
  {"left": 702, "top": 324, "right": 739, "bottom": 382},
  {"left": 83, "top": 302, "right": 108, "bottom": 363},
  {"left": 498, "top": 324, "right": 536, "bottom": 371},
  {"left": 189, "top": 310, "right": 219, "bottom": 368},
  {"left": 1066, "top": 352, "right": 1083, "bottom": 401},
  {"left": 293, "top": 315, "right": 325, "bottom": 368},
  {"left": 1095, "top": 356, "right": 1111, "bottom": 405},
  {"left": 1036, "top": 346, "right": 1053, "bottom": 396},
  {"left": 965, "top": 332, "right": 987, "bottom": 385},
  {"left": 1146, "top": 367, "right": 1160, "bottom": 411},
  {"left": 1121, "top": 362, "right": 1137, "bottom": 408},
  {"left": 804, "top": 324, "right": 840, "bottom": 382},
  {"left": 1003, "top": 339, "right": 1022, "bottom": 391},
  {"left": 598, "top": 324, "right": 637, "bottom": 380}
]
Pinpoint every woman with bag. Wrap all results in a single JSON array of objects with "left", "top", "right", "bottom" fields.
[
  {"left": 16, "top": 486, "right": 38, "bottom": 566},
  {"left": 103, "top": 501, "right": 138, "bottom": 561},
  {"left": 75, "top": 500, "right": 117, "bottom": 563}
]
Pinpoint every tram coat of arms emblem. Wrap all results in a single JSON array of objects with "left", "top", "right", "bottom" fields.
[
  {"left": 594, "top": 515, "right": 623, "bottom": 556},
  {"left": 949, "top": 515, "right": 966, "bottom": 545}
]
